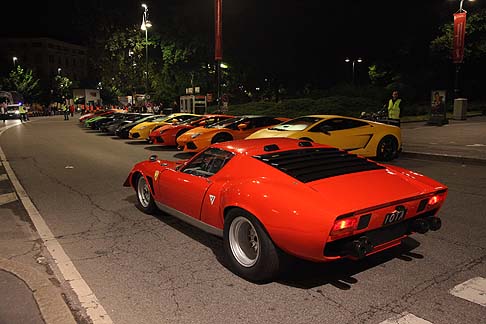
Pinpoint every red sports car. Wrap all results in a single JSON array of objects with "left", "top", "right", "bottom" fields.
[
  {"left": 148, "top": 114, "right": 234, "bottom": 146},
  {"left": 124, "top": 138, "right": 447, "bottom": 282}
]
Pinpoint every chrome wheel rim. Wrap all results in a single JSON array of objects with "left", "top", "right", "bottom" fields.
[
  {"left": 229, "top": 216, "right": 260, "bottom": 267},
  {"left": 137, "top": 177, "right": 151, "bottom": 208}
]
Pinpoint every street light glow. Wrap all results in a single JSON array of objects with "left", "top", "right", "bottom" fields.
[
  {"left": 145, "top": 20, "right": 152, "bottom": 28},
  {"left": 12, "top": 56, "right": 18, "bottom": 66},
  {"left": 345, "top": 58, "right": 363, "bottom": 85},
  {"left": 220, "top": 62, "right": 228, "bottom": 69},
  {"left": 141, "top": 3, "right": 147, "bottom": 9}
]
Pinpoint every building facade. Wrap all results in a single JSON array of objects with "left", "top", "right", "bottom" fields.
[{"left": 0, "top": 37, "right": 87, "bottom": 84}]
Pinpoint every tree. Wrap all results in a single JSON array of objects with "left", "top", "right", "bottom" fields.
[
  {"left": 52, "top": 75, "right": 73, "bottom": 103},
  {"left": 7, "top": 66, "right": 41, "bottom": 103},
  {"left": 430, "top": 9, "right": 486, "bottom": 98},
  {"left": 431, "top": 9, "right": 486, "bottom": 63}
]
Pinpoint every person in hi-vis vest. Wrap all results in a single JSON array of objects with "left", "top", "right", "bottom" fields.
[{"left": 387, "top": 90, "right": 401, "bottom": 126}]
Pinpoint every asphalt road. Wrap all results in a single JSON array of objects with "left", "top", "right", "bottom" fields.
[{"left": 1, "top": 116, "right": 485, "bottom": 324}]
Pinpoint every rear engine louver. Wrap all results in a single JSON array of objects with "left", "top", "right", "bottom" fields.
[{"left": 253, "top": 148, "right": 384, "bottom": 183}]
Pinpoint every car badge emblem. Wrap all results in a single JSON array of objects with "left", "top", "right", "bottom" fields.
[
  {"left": 209, "top": 195, "right": 216, "bottom": 205},
  {"left": 154, "top": 170, "right": 159, "bottom": 181}
]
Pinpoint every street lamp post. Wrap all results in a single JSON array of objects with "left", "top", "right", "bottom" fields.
[
  {"left": 57, "top": 67, "right": 62, "bottom": 75},
  {"left": 141, "top": 3, "right": 152, "bottom": 102},
  {"left": 12, "top": 56, "right": 17, "bottom": 67},
  {"left": 345, "top": 58, "right": 363, "bottom": 86}
]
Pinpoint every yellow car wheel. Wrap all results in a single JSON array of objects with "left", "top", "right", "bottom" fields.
[{"left": 376, "top": 136, "right": 399, "bottom": 161}]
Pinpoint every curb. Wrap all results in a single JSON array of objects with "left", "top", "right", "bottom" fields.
[
  {"left": 401, "top": 151, "right": 486, "bottom": 166},
  {"left": 0, "top": 258, "right": 76, "bottom": 324}
]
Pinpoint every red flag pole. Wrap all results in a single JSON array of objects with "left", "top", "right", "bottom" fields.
[{"left": 215, "top": 0, "right": 223, "bottom": 111}]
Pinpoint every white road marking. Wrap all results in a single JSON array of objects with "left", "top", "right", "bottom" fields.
[
  {"left": 0, "top": 174, "right": 8, "bottom": 181},
  {"left": 450, "top": 277, "right": 486, "bottom": 307},
  {"left": 379, "top": 312, "right": 433, "bottom": 324},
  {"left": 0, "top": 124, "right": 113, "bottom": 324},
  {"left": 0, "top": 192, "right": 18, "bottom": 205}
]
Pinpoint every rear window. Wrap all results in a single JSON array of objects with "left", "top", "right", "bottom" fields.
[{"left": 253, "top": 148, "right": 384, "bottom": 183}]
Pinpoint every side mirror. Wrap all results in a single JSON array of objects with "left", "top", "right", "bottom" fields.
[
  {"left": 237, "top": 123, "right": 248, "bottom": 130},
  {"left": 172, "top": 119, "right": 179, "bottom": 125}
]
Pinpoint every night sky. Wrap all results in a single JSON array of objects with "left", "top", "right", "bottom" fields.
[{"left": 3, "top": 0, "right": 485, "bottom": 87}]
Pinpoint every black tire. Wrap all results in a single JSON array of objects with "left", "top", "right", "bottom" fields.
[
  {"left": 376, "top": 136, "right": 398, "bottom": 161},
  {"left": 223, "top": 209, "right": 281, "bottom": 283},
  {"left": 135, "top": 175, "right": 157, "bottom": 214},
  {"left": 211, "top": 132, "right": 233, "bottom": 144}
]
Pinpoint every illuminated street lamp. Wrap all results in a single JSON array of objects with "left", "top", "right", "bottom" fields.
[
  {"left": 345, "top": 58, "right": 363, "bottom": 86},
  {"left": 141, "top": 3, "right": 152, "bottom": 101},
  {"left": 12, "top": 56, "right": 18, "bottom": 67},
  {"left": 57, "top": 67, "right": 62, "bottom": 75}
]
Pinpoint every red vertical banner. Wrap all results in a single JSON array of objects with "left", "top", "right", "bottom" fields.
[
  {"left": 215, "top": 0, "right": 223, "bottom": 60},
  {"left": 452, "top": 12, "right": 467, "bottom": 63}
]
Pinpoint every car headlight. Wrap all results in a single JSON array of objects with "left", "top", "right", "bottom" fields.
[
  {"left": 191, "top": 133, "right": 201, "bottom": 139},
  {"left": 15, "top": 111, "right": 20, "bottom": 115}
]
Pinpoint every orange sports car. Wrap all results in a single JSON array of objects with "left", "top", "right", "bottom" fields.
[
  {"left": 124, "top": 138, "right": 447, "bottom": 282},
  {"left": 176, "top": 115, "right": 289, "bottom": 152},
  {"left": 148, "top": 114, "right": 234, "bottom": 146}
]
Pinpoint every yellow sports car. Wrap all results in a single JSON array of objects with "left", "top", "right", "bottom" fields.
[
  {"left": 129, "top": 113, "right": 200, "bottom": 140},
  {"left": 177, "top": 115, "right": 289, "bottom": 152},
  {"left": 246, "top": 115, "right": 401, "bottom": 161}
]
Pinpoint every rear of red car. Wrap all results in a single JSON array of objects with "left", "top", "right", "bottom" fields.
[{"left": 252, "top": 145, "right": 447, "bottom": 262}]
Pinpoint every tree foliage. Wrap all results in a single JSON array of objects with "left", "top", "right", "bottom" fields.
[
  {"left": 431, "top": 9, "right": 486, "bottom": 63},
  {"left": 52, "top": 75, "right": 73, "bottom": 102},
  {"left": 7, "top": 66, "right": 41, "bottom": 103}
]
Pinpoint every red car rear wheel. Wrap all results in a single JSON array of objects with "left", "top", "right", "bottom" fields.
[{"left": 223, "top": 208, "right": 281, "bottom": 283}]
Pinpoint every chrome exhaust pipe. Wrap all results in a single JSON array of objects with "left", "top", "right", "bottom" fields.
[
  {"left": 411, "top": 218, "right": 429, "bottom": 234},
  {"left": 348, "top": 237, "right": 374, "bottom": 259}
]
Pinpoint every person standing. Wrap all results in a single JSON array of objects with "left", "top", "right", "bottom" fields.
[
  {"left": 387, "top": 90, "right": 401, "bottom": 126},
  {"left": 0, "top": 100, "right": 6, "bottom": 123},
  {"left": 18, "top": 104, "right": 27, "bottom": 122},
  {"left": 62, "top": 103, "right": 70, "bottom": 120}
]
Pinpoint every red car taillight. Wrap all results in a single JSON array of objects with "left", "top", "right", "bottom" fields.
[
  {"left": 330, "top": 217, "right": 358, "bottom": 237},
  {"left": 428, "top": 190, "right": 446, "bottom": 207}
]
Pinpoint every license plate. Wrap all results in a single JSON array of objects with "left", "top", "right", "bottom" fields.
[{"left": 383, "top": 206, "right": 407, "bottom": 226}]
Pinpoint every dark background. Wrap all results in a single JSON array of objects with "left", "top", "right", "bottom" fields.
[{"left": 2, "top": 0, "right": 485, "bottom": 90}]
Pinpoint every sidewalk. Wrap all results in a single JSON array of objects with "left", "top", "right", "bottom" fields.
[{"left": 400, "top": 115, "right": 486, "bottom": 165}]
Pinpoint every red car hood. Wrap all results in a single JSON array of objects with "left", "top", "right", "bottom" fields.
[{"left": 307, "top": 167, "right": 444, "bottom": 216}]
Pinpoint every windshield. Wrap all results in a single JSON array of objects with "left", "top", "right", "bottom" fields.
[
  {"left": 184, "top": 116, "right": 204, "bottom": 124},
  {"left": 205, "top": 116, "right": 246, "bottom": 128},
  {"left": 269, "top": 116, "right": 324, "bottom": 131}
]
